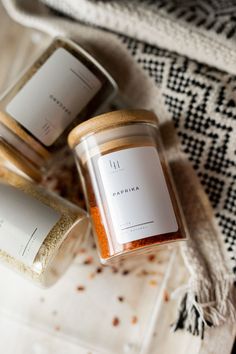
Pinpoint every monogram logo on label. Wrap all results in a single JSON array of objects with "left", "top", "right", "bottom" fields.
[{"left": 109, "top": 160, "right": 120, "bottom": 170}]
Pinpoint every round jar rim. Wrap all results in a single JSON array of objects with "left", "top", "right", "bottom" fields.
[{"left": 68, "top": 109, "right": 158, "bottom": 148}]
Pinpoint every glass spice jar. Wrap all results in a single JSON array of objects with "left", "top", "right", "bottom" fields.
[
  {"left": 0, "top": 166, "right": 90, "bottom": 287},
  {"left": 68, "top": 110, "right": 187, "bottom": 264},
  {"left": 0, "top": 37, "right": 117, "bottom": 178}
]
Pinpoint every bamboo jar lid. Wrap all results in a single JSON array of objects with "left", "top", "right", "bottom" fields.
[
  {"left": 68, "top": 109, "right": 158, "bottom": 148},
  {"left": 0, "top": 139, "right": 41, "bottom": 181},
  {"left": 0, "top": 111, "right": 50, "bottom": 160}
]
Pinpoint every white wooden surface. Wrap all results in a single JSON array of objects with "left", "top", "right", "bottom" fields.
[{"left": 0, "top": 3, "right": 235, "bottom": 354}]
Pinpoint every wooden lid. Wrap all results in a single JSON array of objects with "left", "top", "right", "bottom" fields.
[
  {"left": 0, "top": 139, "right": 41, "bottom": 181},
  {"left": 68, "top": 109, "right": 158, "bottom": 148},
  {"left": 0, "top": 111, "right": 50, "bottom": 160}
]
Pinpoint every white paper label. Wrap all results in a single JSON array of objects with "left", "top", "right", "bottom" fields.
[
  {"left": 98, "top": 146, "right": 178, "bottom": 244},
  {"left": 0, "top": 184, "right": 60, "bottom": 266},
  {"left": 6, "top": 48, "right": 102, "bottom": 146}
]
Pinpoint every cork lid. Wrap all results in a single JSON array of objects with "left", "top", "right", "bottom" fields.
[
  {"left": 68, "top": 109, "right": 158, "bottom": 148},
  {"left": 0, "top": 138, "right": 41, "bottom": 181}
]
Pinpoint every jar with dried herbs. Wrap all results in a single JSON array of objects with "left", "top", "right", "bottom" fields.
[
  {"left": 0, "top": 166, "right": 90, "bottom": 286},
  {"left": 0, "top": 37, "right": 117, "bottom": 180}
]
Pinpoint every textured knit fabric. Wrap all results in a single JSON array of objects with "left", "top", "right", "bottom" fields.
[
  {"left": 42, "top": 0, "right": 236, "bottom": 75},
  {"left": 2, "top": 0, "right": 236, "bottom": 337}
]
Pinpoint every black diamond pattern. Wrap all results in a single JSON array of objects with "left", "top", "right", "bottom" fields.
[{"left": 121, "top": 35, "right": 236, "bottom": 279}]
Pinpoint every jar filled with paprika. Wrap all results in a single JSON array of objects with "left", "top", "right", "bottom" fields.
[{"left": 68, "top": 110, "right": 187, "bottom": 264}]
